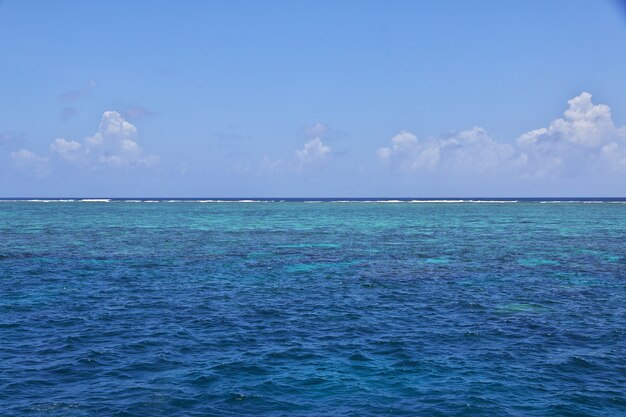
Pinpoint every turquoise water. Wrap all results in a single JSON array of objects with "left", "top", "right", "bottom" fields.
[{"left": 1, "top": 200, "right": 625, "bottom": 416}]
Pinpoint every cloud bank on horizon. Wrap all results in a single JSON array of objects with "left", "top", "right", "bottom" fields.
[
  {"left": 6, "top": 92, "right": 626, "bottom": 193},
  {"left": 377, "top": 92, "right": 626, "bottom": 179}
]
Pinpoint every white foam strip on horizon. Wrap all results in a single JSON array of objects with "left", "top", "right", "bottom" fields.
[
  {"left": 191, "top": 199, "right": 265, "bottom": 203},
  {"left": 0, "top": 199, "right": 622, "bottom": 204},
  {"left": 411, "top": 200, "right": 518, "bottom": 203},
  {"left": 410, "top": 200, "right": 467, "bottom": 203},
  {"left": 538, "top": 201, "right": 626, "bottom": 204},
  {"left": 468, "top": 200, "right": 518, "bottom": 203},
  {"left": 19, "top": 199, "right": 77, "bottom": 202},
  {"left": 330, "top": 199, "right": 519, "bottom": 203}
]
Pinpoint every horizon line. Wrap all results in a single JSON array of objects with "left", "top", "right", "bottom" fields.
[{"left": 2, "top": 197, "right": 626, "bottom": 200}]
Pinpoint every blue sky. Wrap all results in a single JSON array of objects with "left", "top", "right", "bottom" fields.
[{"left": 1, "top": 0, "right": 626, "bottom": 197}]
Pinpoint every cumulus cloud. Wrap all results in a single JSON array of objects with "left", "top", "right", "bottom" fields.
[
  {"left": 251, "top": 126, "right": 336, "bottom": 176},
  {"left": 516, "top": 92, "right": 626, "bottom": 178},
  {"left": 49, "top": 138, "right": 83, "bottom": 163},
  {"left": 296, "top": 137, "right": 331, "bottom": 166},
  {"left": 377, "top": 92, "right": 626, "bottom": 179},
  {"left": 377, "top": 127, "right": 518, "bottom": 174},
  {"left": 12, "top": 111, "right": 158, "bottom": 177}
]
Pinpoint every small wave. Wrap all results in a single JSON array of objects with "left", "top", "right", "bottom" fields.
[
  {"left": 349, "top": 352, "right": 371, "bottom": 361},
  {"left": 80, "top": 199, "right": 111, "bottom": 202}
]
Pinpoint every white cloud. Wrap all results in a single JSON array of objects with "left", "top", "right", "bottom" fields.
[
  {"left": 601, "top": 142, "right": 626, "bottom": 172},
  {"left": 50, "top": 138, "right": 83, "bottom": 163},
  {"left": 377, "top": 92, "right": 626, "bottom": 179},
  {"left": 13, "top": 111, "right": 159, "bottom": 177},
  {"left": 85, "top": 111, "right": 137, "bottom": 145},
  {"left": 377, "top": 127, "right": 517, "bottom": 174},
  {"left": 296, "top": 137, "right": 331, "bottom": 166},
  {"left": 519, "top": 92, "right": 615, "bottom": 148},
  {"left": 10, "top": 149, "right": 50, "bottom": 177},
  {"left": 55, "top": 111, "right": 157, "bottom": 168},
  {"left": 247, "top": 123, "right": 339, "bottom": 176},
  {"left": 516, "top": 92, "right": 626, "bottom": 178}
]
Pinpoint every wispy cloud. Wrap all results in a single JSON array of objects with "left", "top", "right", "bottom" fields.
[
  {"left": 123, "top": 104, "right": 156, "bottom": 120},
  {"left": 60, "top": 106, "right": 77, "bottom": 121},
  {"left": 299, "top": 122, "right": 347, "bottom": 143},
  {"left": 57, "top": 79, "right": 97, "bottom": 102},
  {"left": 302, "top": 122, "right": 329, "bottom": 138},
  {"left": 10, "top": 149, "right": 50, "bottom": 177},
  {"left": 0, "top": 130, "right": 25, "bottom": 149}
]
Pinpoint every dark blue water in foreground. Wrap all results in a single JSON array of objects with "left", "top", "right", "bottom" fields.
[{"left": 1, "top": 200, "right": 625, "bottom": 416}]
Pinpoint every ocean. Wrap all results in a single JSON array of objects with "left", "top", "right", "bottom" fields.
[{"left": 1, "top": 199, "right": 625, "bottom": 416}]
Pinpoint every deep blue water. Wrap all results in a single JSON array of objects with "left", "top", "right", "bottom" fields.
[{"left": 1, "top": 200, "right": 625, "bottom": 416}]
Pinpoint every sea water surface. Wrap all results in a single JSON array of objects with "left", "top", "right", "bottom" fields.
[{"left": 1, "top": 200, "right": 625, "bottom": 416}]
